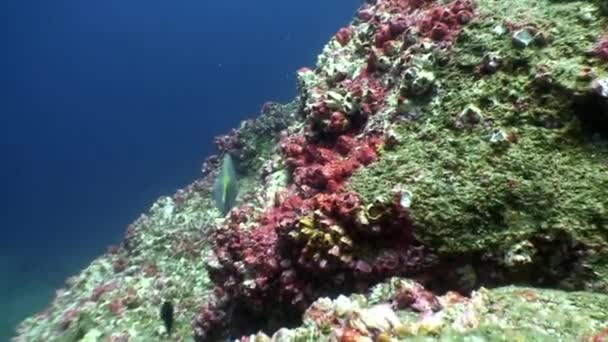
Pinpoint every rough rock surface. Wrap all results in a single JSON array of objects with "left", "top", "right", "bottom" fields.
[
  {"left": 14, "top": 0, "right": 608, "bottom": 341},
  {"left": 242, "top": 278, "right": 608, "bottom": 341}
]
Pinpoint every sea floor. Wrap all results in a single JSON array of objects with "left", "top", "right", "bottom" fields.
[{"left": 0, "top": 247, "right": 97, "bottom": 340}]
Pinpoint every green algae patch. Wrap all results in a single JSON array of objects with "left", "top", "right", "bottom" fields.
[
  {"left": 248, "top": 278, "right": 608, "bottom": 341},
  {"left": 455, "top": 0, "right": 605, "bottom": 79},
  {"left": 450, "top": 286, "right": 608, "bottom": 340},
  {"left": 348, "top": 0, "right": 608, "bottom": 294},
  {"left": 57, "top": 312, "right": 96, "bottom": 342},
  {"left": 13, "top": 0, "right": 608, "bottom": 340},
  {"left": 352, "top": 117, "right": 608, "bottom": 254},
  {"left": 421, "top": 286, "right": 608, "bottom": 340},
  {"left": 350, "top": 0, "right": 608, "bottom": 261}
]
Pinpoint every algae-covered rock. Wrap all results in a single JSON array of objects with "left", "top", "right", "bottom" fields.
[
  {"left": 248, "top": 278, "right": 608, "bottom": 341},
  {"left": 13, "top": 103, "right": 297, "bottom": 341},
  {"left": 13, "top": 0, "right": 608, "bottom": 341},
  {"left": 350, "top": 0, "right": 608, "bottom": 292}
]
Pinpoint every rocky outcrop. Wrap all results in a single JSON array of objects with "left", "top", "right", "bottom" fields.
[{"left": 14, "top": 0, "right": 608, "bottom": 341}]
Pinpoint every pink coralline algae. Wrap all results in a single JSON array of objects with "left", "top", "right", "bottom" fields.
[
  {"left": 419, "top": 0, "right": 475, "bottom": 41},
  {"left": 594, "top": 36, "right": 608, "bottom": 61},
  {"left": 346, "top": 74, "right": 387, "bottom": 114},
  {"left": 282, "top": 134, "right": 381, "bottom": 194},
  {"left": 195, "top": 119, "right": 410, "bottom": 338},
  {"left": 586, "top": 328, "right": 608, "bottom": 342},
  {"left": 373, "top": 17, "right": 410, "bottom": 52},
  {"left": 112, "top": 257, "right": 129, "bottom": 273},
  {"left": 197, "top": 62, "right": 420, "bottom": 342},
  {"left": 214, "top": 128, "right": 242, "bottom": 154},
  {"left": 192, "top": 295, "right": 231, "bottom": 342},
  {"left": 358, "top": 7, "right": 375, "bottom": 22},
  {"left": 335, "top": 27, "right": 353, "bottom": 46},
  {"left": 106, "top": 334, "right": 131, "bottom": 342},
  {"left": 192, "top": 1, "right": 469, "bottom": 339},
  {"left": 371, "top": 0, "right": 434, "bottom": 15},
  {"left": 60, "top": 309, "right": 81, "bottom": 330},
  {"left": 375, "top": 24, "right": 393, "bottom": 48},
  {"left": 198, "top": 183, "right": 437, "bottom": 340},
  {"left": 356, "top": 0, "right": 477, "bottom": 77},
  {"left": 109, "top": 299, "right": 126, "bottom": 316},
  {"left": 90, "top": 282, "right": 118, "bottom": 302},
  {"left": 393, "top": 281, "right": 441, "bottom": 313},
  {"left": 192, "top": 1, "right": 477, "bottom": 339}
]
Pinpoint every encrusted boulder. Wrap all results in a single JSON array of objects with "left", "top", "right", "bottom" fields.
[{"left": 14, "top": 0, "right": 608, "bottom": 341}]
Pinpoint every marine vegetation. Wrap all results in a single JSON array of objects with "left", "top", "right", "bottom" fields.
[{"left": 13, "top": 0, "right": 608, "bottom": 341}]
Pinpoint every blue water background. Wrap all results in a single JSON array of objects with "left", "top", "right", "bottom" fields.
[{"left": 0, "top": 0, "right": 361, "bottom": 338}]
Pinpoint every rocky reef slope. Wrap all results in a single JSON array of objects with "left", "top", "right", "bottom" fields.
[{"left": 14, "top": 0, "right": 608, "bottom": 341}]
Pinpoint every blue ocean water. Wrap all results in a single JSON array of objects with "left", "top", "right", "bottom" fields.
[{"left": 0, "top": 0, "right": 361, "bottom": 338}]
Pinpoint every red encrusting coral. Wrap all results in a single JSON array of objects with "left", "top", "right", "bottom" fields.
[
  {"left": 202, "top": 189, "right": 428, "bottom": 325},
  {"left": 594, "top": 36, "right": 608, "bottom": 61},
  {"left": 214, "top": 128, "right": 242, "bottom": 154},
  {"left": 90, "top": 282, "right": 118, "bottom": 302},
  {"left": 586, "top": 327, "right": 608, "bottom": 342},
  {"left": 193, "top": 0, "right": 476, "bottom": 339},
  {"left": 195, "top": 108, "right": 420, "bottom": 339},
  {"left": 282, "top": 133, "right": 382, "bottom": 195},
  {"left": 196, "top": 173, "right": 438, "bottom": 340},
  {"left": 60, "top": 309, "right": 81, "bottom": 331},
  {"left": 375, "top": 24, "right": 393, "bottom": 48},
  {"left": 192, "top": 294, "right": 231, "bottom": 342},
  {"left": 419, "top": 0, "right": 475, "bottom": 41},
  {"left": 336, "top": 26, "right": 354, "bottom": 46},
  {"left": 109, "top": 299, "right": 126, "bottom": 316},
  {"left": 393, "top": 281, "right": 441, "bottom": 313},
  {"left": 371, "top": 0, "right": 435, "bottom": 15},
  {"left": 112, "top": 257, "right": 129, "bottom": 273},
  {"left": 340, "top": 328, "right": 363, "bottom": 342}
]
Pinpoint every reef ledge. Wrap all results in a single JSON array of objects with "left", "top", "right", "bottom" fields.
[{"left": 14, "top": 0, "right": 608, "bottom": 341}]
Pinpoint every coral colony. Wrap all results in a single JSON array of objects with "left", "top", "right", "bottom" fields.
[
  {"left": 14, "top": 0, "right": 608, "bottom": 341},
  {"left": 193, "top": 1, "right": 476, "bottom": 339}
]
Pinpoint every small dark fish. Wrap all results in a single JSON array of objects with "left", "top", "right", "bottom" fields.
[{"left": 160, "top": 300, "right": 174, "bottom": 335}]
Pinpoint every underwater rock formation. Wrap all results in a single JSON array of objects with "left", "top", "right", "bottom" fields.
[
  {"left": 14, "top": 0, "right": 608, "bottom": 341},
  {"left": 240, "top": 278, "right": 608, "bottom": 341}
]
